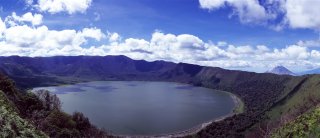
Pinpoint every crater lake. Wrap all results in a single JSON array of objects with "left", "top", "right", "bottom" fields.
[{"left": 33, "top": 81, "right": 237, "bottom": 135}]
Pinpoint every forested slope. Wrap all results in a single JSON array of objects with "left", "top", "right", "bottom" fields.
[
  {"left": 0, "top": 73, "right": 105, "bottom": 137},
  {"left": 272, "top": 106, "right": 320, "bottom": 137},
  {"left": 257, "top": 75, "right": 320, "bottom": 137},
  {"left": 0, "top": 90, "right": 47, "bottom": 137}
]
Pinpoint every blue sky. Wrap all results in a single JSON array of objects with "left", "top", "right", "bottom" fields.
[
  {"left": 0, "top": 0, "right": 320, "bottom": 72},
  {"left": 2, "top": 0, "right": 317, "bottom": 46}
]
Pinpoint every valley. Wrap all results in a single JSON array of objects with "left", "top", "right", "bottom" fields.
[{"left": 0, "top": 55, "right": 319, "bottom": 137}]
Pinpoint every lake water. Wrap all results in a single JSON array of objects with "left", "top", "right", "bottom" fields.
[{"left": 33, "top": 81, "right": 236, "bottom": 135}]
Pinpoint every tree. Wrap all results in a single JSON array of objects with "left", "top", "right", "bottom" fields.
[
  {"left": 72, "top": 112, "right": 91, "bottom": 131},
  {"left": 34, "top": 89, "right": 61, "bottom": 111}
]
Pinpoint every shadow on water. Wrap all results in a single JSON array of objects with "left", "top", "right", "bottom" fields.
[
  {"left": 175, "top": 85, "right": 194, "bottom": 90},
  {"left": 92, "top": 85, "right": 118, "bottom": 92},
  {"left": 127, "top": 83, "right": 138, "bottom": 87},
  {"left": 54, "top": 87, "right": 86, "bottom": 94}
]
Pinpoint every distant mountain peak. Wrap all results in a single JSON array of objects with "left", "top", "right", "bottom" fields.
[{"left": 266, "top": 66, "right": 296, "bottom": 76}]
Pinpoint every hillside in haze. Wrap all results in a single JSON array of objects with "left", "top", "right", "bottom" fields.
[
  {"left": 0, "top": 56, "right": 176, "bottom": 88},
  {"left": 299, "top": 68, "right": 320, "bottom": 75},
  {"left": 0, "top": 55, "right": 320, "bottom": 137}
]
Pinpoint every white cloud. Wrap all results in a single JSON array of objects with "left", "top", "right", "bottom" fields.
[
  {"left": 199, "top": 0, "right": 320, "bottom": 30},
  {"left": 284, "top": 0, "right": 320, "bottom": 30},
  {"left": 227, "top": 45, "right": 254, "bottom": 55},
  {"left": 107, "top": 32, "right": 121, "bottom": 43},
  {"left": 0, "top": 12, "right": 320, "bottom": 72},
  {"left": 0, "top": 21, "right": 106, "bottom": 56},
  {"left": 256, "top": 45, "right": 270, "bottom": 53},
  {"left": 81, "top": 28, "right": 106, "bottom": 41},
  {"left": 5, "top": 12, "right": 43, "bottom": 26},
  {"left": 4, "top": 25, "right": 47, "bottom": 47},
  {"left": 217, "top": 41, "right": 228, "bottom": 47},
  {"left": 0, "top": 18, "right": 6, "bottom": 37},
  {"left": 25, "top": 0, "right": 34, "bottom": 6},
  {"left": 259, "top": 45, "right": 310, "bottom": 60},
  {"left": 311, "top": 50, "right": 320, "bottom": 59},
  {"left": 0, "top": 21, "right": 320, "bottom": 71},
  {"left": 33, "top": 0, "right": 92, "bottom": 14},
  {"left": 97, "top": 32, "right": 320, "bottom": 71},
  {"left": 297, "top": 39, "right": 320, "bottom": 47},
  {"left": 199, "top": 0, "right": 274, "bottom": 23}
]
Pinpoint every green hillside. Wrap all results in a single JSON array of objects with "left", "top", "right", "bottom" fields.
[
  {"left": 272, "top": 106, "right": 320, "bottom": 138},
  {"left": 0, "top": 73, "right": 105, "bottom": 137},
  {"left": 268, "top": 75, "right": 320, "bottom": 120},
  {"left": 0, "top": 90, "right": 47, "bottom": 137},
  {"left": 246, "top": 75, "right": 320, "bottom": 137}
]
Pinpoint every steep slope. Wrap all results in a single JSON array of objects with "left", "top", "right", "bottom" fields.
[
  {"left": 238, "top": 74, "right": 320, "bottom": 137},
  {"left": 267, "top": 75, "right": 320, "bottom": 120},
  {"left": 191, "top": 68, "right": 307, "bottom": 137},
  {"left": 0, "top": 90, "right": 47, "bottom": 137},
  {"left": 271, "top": 106, "right": 320, "bottom": 138},
  {"left": 266, "top": 66, "right": 296, "bottom": 76},
  {"left": 0, "top": 73, "right": 105, "bottom": 137}
]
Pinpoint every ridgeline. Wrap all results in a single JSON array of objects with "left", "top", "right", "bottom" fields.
[{"left": 0, "top": 55, "right": 319, "bottom": 137}]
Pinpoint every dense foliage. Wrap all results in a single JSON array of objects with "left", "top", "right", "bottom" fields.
[
  {"left": 194, "top": 76, "right": 293, "bottom": 137},
  {"left": 0, "top": 90, "right": 47, "bottom": 137},
  {"left": 272, "top": 107, "right": 320, "bottom": 138},
  {"left": 0, "top": 74, "right": 105, "bottom": 137}
]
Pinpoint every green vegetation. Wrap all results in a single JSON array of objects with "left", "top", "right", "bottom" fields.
[
  {"left": 234, "top": 97, "right": 245, "bottom": 114},
  {"left": 272, "top": 106, "right": 320, "bottom": 138},
  {"left": 0, "top": 91, "right": 47, "bottom": 137},
  {"left": 0, "top": 74, "right": 105, "bottom": 137},
  {"left": 267, "top": 75, "right": 320, "bottom": 120},
  {"left": 244, "top": 75, "right": 320, "bottom": 137},
  {"left": 230, "top": 94, "right": 245, "bottom": 114},
  {"left": 194, "top": 70, "right": 298, "bottom": 137}
]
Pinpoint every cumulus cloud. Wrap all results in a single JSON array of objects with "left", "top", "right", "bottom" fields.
[
  {"left": 297, "top": 39, "right": 320, "bottom": 47},
  {"left": 311, "top": 50, "right": 320, "bottom": 59},
  {"left": 0, "top": 17, "right": 320, "bottom": 71},
  {"left": 199, "top": 0, "right": 320, "bottom": 30},
  {"left": 284, "top": 0, "right": 320, "bottom": 30},
  {"left": 5, "top": 12, "right": 43, "bottom": 26},
  {"left": 107, "top": 32, "right": 121, "bottom": 43},
  {"left": 0, "top": 12, "right": 319, "bottom": 72},
  {"left": 199, "top": 0, "right": 274, "bottom": 23},
  {"left": 0, "top": 18, "right": 6, "bottom": 37},
  {"left": 96, "top": 32, "right": 320, "bottom": 71},
  {"left": 81, "top": 28, "right": 106, "bottom": 41},
  {"left": 0, "top": 16, "right": 106, "bottom": 56},
  {"left": 27, "top": 0, "right": 92, "bottom": 14},
  {"left": 259, "top": 45, "right": 310, "bottom": 60}
]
